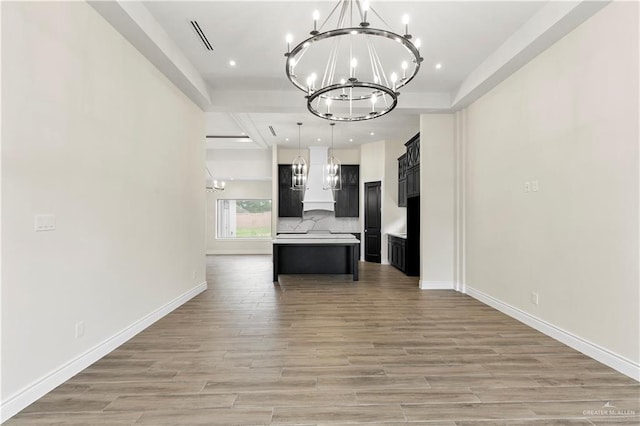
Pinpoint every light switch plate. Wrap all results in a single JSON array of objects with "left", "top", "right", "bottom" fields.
[{"left": 35, "top": 214, "right": 56, "bottom": 231}]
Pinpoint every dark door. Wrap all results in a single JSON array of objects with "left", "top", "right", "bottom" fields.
[{"left": 364, "top": 181, "right": 382, "bottom": 263}]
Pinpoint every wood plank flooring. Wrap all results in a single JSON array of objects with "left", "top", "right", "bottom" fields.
[{"left": 7, "top": 255, "right": 639, "bottom": 425}]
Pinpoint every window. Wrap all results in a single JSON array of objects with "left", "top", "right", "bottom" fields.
[{"left": 216, "top": 199, "right": 272, "bottom": 239}]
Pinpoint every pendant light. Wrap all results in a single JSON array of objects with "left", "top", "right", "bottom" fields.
[
  {"left": 291, "top": 122, "right": 307, "bottom": 191},
  {"left": 323, "top": 123, "right": 342, "bottom": 190}
]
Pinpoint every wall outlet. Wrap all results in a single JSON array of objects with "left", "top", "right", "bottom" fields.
[
  {"left": 75, "top": 321, "right": 85, "bottom": 338},
  {"left": 532, "top": 180, "right": 539, "bottom": 192},
  {"left": 531, "top": 292, "right": 539, "bottom": 305},
  {"left": 524, "top": 181, "right": 531, "bottom": 193}
]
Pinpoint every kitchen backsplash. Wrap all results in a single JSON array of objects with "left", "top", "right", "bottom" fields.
[{"left": 278, "top": 210, "right": 359, "bottom": 233}]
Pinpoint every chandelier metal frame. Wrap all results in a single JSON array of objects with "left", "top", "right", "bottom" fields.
[{"left": 285, "top": 0, "right": 423, "bottom": 122}]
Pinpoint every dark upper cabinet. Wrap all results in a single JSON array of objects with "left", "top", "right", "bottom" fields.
[
  {"left": 398, "top": 154, "right": 407, "bottom": 207},
  {"left": 278, "top": 165, "right": 303, "bottom": 217},
  {"left": 407, "top": 165, "right": 420, "bottom": 199},
  {"left": 398, "top": 179, "right": 407, "bottom": 207},
  {"left": 405, "top": 133, "right": 420, "bottom": 168},
  {"left": 404, "top": 133, "right": 420, "bottom": 199},
  {"left": 335, "top": 164, "right": 359, "bottom": 218}
]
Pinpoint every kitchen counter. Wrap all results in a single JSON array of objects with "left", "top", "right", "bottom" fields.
[
  {"left": 274, "top": 233, "right": 358, "bottom": 243},
  {"left": 387, "top": 232, "right": 407, "bottom": 239},
  {"left": 272, "top": 234, "right": 359, "bottom": 282}
]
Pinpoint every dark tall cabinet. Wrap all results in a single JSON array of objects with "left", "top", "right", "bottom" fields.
[
  {"left": 391, "top": 133, "right": 420, "bottom": 276},
  {"left": 405, "top": 196, "right": 420, "bottom": 276},
  {"left": 335, "top": 165, "right": 359, "bottom": 217},
  {"left": 278, "top": 164, "right": 303, "bottom": 217}
]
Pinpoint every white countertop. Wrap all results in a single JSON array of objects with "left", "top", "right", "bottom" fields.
[
  {"left": 387, "top": 232, "right": 407, "bottom": 239},
  {"left": 273, "top": 234, "right": 359, "bottom": 244}
]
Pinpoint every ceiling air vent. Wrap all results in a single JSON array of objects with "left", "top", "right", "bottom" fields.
[
  {"left": 269, "top": 126, "right": 277, "bottom": 137},
  {"left": 206, "top": 135, "right": 252, "bottom": 142},
  {"left": 190, "top": 20, "right": 213, "bottom": 51}
]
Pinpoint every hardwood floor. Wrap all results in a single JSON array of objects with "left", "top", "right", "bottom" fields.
[{"left": 7, "top": 255, "right": 639, "bottom": 425}]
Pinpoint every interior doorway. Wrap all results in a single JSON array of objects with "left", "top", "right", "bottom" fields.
[{"left": 364, "top": 181, "right": 382, "bottom": 263}]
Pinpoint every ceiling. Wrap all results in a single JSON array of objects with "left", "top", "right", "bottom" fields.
[{"left": 90, "top": 1, "right": 606, "bottom": 152}]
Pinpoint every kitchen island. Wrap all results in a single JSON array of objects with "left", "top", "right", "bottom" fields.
[{"left": 272, "top": 233, "right": 360, "bottom": 282}]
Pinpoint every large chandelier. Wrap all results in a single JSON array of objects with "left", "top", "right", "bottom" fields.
[{"left": 285, "top": 0, "right": 422, "bottom": 122}]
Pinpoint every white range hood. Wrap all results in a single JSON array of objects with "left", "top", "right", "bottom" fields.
[{"left": 302, "top": 146, "right": 335, "bottom": 212}]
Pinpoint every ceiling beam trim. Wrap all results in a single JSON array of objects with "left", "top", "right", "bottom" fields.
[
  {"left": 89, "top": 1, "right": 212, "bottom": 110},
  {"left": 451, "top": 0, "right": 610, "bottom": 109}
]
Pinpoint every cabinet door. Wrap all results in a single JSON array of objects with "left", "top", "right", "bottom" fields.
[
  {"left": 407, "top": 165, "right": 420, "bottom": 198},
  {"left": 398, "top": 178, "right": 407, "bottom": 207},
  {"left": 278, "top": 165, "right": 303, "bottom": 217},
  {"left": 335, "top": 165, "right": 359, "bottom": 217},
  {"left": 405, "top": 134, "right": 420, "bottom": 168},
  {"left": 398, "top": 154, "right": 407, "bottom": 179}
]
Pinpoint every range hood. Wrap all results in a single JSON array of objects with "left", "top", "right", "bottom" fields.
[{"left": 302, "top": 146, "right": 335, "bottom": 212}]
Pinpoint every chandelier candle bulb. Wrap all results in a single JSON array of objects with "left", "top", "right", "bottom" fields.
[
  {"left": 349, "top": 58, "right": 357, "bottom": 80},
  {"left": 361, "top": 0, "right": 370, "bottom": 26},
  {"left": 391, "top": 72, "right": 398, "bottom": 91},
  {"left": 402, "top": 14, "right": 410, "bottom": 38},
  {"left": 285, "top": 34, "right": 293, "bottom": 55},
  {"left": 402, "top": 61, "right": 408, "bottom": 79},
  {"left": 311, "top": 10, "right": 320, "bottom": 35}
]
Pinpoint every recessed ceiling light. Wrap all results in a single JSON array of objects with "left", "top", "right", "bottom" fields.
[
  {"left": 435, "top": 63, "right": 442, "bottom": 70},
  {"left": 370, "top": 132, "right": 375, "bottom": 136},
  {"left": 349, "top": 138, "right": 353, "bottom": 142},
  {"left": 317, "top": 138, "right": 321, "bottom": 142},
  {"left": 285, "top": 138, "right": 289, "bottom": 142},
  {"left": 229, "top": 60, "right": 236, "bottom": 67}
]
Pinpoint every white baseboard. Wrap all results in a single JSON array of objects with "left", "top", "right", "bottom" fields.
[
  {"left": 465, "top": 286, "right": 640, "bottom": 382},
  {"left": 0, "top": 281, "right": 208, "bottom": 423},
  {"left": 419, "top": 280, "right": 454, "bottom": 290},
  {"left": 207, "top": 249, "right": 271, "bottom": 255}
]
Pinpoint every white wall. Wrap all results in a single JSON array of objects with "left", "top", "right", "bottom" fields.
[
  {"left": 206, "top": 180, "right": 273, "bottom": 254},
  {"left": 464, "top": 2, "right": 639, "bottom": 376},
  {"left": 1, "top": 1, "right": 206, "bottom": 418},
  {"left": 207, "top": 149, "right": 271, "bottom": 181},
  {"left": 278, "top": 148, "right": 360, "bottom": 165},
  {"left": 419, "top": 115, "right": 456, "bottom": 290}
]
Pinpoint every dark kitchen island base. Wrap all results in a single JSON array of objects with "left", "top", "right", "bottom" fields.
[{"left": 272, "top": 236, "right": 359, "bottom": 282}]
